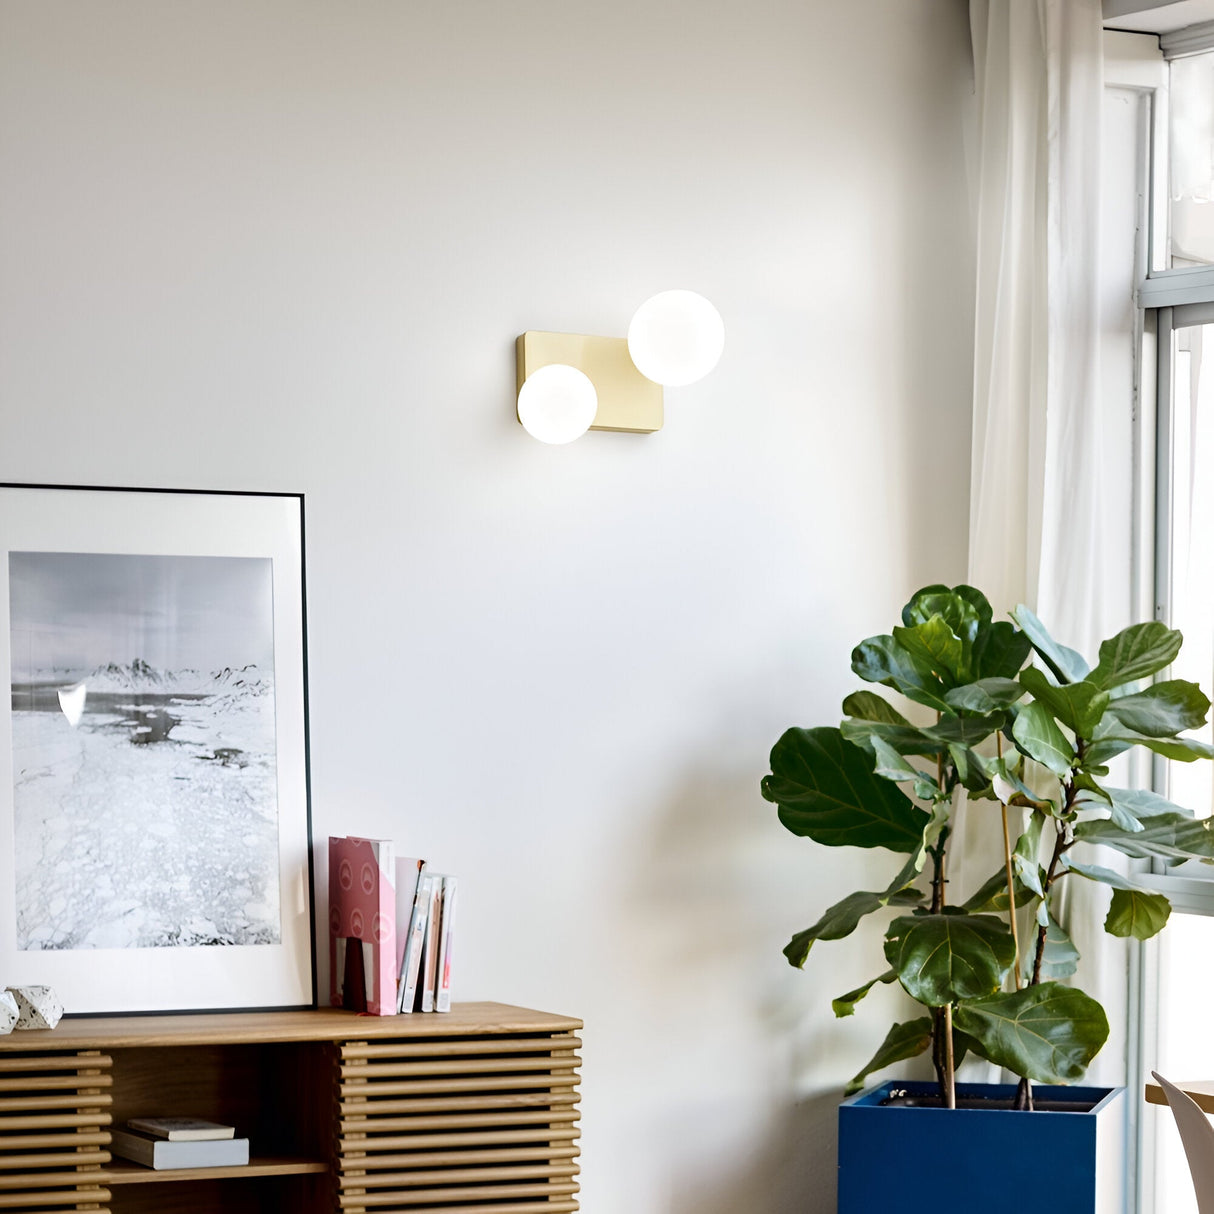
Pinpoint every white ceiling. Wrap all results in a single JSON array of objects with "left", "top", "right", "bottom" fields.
[{"left": 1104, "top": 0, "right": 1214, "bottom": 33}]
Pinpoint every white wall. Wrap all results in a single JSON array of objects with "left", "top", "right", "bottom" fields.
[{"left": 0, "top": 2, "right": 975, "bottom": 1209}]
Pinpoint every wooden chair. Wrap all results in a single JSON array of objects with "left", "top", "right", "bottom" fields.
[{"left": 1153, "top": 1071, "right": 1214, "bottom": 1214}]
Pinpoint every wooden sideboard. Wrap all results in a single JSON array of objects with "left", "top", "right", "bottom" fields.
[{"left": 0, "top": 1002, "right": 582, "bottom": 1213}]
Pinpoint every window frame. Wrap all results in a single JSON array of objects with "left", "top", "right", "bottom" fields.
[{"left": 1111, "top": 26, "right": 1214, "bottom": 1214}]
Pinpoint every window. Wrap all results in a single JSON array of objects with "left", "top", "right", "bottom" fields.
[
  {"left": 1167, "top": 53, "right": 1214, "bottom": 269},
  {"left": 1150, "top": 307, "right": 1214, "bottom": 1214},
  {"left": 1119, "top": 32, "right": 1214, "bottom": 1214}
]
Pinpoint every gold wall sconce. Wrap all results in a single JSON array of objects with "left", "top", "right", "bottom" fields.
[{"left": 516, "top": 291, "right": 724, "bottom": 444}]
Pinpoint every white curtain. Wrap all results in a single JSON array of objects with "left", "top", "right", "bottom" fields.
[{"left": 965, "top": 0, "right": 1131, "bottom": 1088}]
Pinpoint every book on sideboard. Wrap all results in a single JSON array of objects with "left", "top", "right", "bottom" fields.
[
  {"left": 396, "top": 859, "right": 429, "bottom": 1013},
  {"left": 109, "top": 1127, "right": 250, "bottom": 1170},
  {"left": 329, "top": 836, "right": 397, "bottom": 1015},
  {"left": 436, "top": 875, "right": 458, "bottom": 1012},
  {"left": 125, "top": 1117, "right": 235, "bottom": 1142},
  {"left": 417, "top": 873, "right": 442, "bottom": 1013},
  {"left": 328, "top": 835, "right": 458, "bottom": 1015}
]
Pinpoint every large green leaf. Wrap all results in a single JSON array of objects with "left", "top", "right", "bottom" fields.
[
  {"left": 1032, "top": 914, "right": 1080, "bottom": 979},
  {"left": 1103, "top": 732, "right": 1214, "bottom": 762},
  {"left": 950, "top": 744, "right": 997, "bottom": 794},
  {"left": 845, "top": 1018, "right": 933, "bottom": 1096},
  {"left": 1082, "top": 735, "right": 1135, "bottom": 768},
  {"left": 1074, "top": 812, "right": 1214, "bottom": 863},
  {"left": 989, "top": 755, "right": 1053, "bottom": 811},
  {"left": 840, "top": 718, "right": 947, "bottom": 759},
  {"left": 950, "top": 585, "right": 995, "bottom": 626},
  {"left": 1088, "top": 621, "right": 1183, "bottom": 690},
  {"left": 1012, "top": 815, "right": 1045, "bottom": 897},
  {"left": 893, "top": 617, "right": 969, "bottom": 685},
  {"left": 842, "top": 691, "right": 910, "bottom": 726},
  {"left": 884, "top": 913, "right": 1015, "bottom": 1007},
  {"left": 763, "top": 727, "right": 931, "bottom": 852},
  {"left": 1061, "top": 856, "right": 1149, "bottom": 890},
  {"left": 922, "top": 713, "right": 1007, "bottom": 747},
  {"left": 851, "top": 635, "right": 952, "bottom": 712},
  {"left": 974, "top": 621, "right": 1033, "bottom": 681},
  {"left": 1073, "top": 783, "right": 1142, "bottom": 834},
  {"left": 1011, "top": 606, "right": 1090, "bottom": 684},
  {"left": 1062, "top": 858, "right": 1172, "bottom": 943},
  {"left": 832, "top": 970, "right": 897, "bottom": 1018},
  {"left": 1011, "top": 701, "right": 1075, "bottom": 778},
  {"left": 944, "top": 678, "right": 1024, "bottom": 714},
  {"left": 901, "top": 588, "right": 984, "bottom": 641},
  {"left": 1019, "top": 667, "right": 1109, "bottom": 737},
  {"left": 872, "top": 741, "right": 940, "bottom": 803},
  {"left": 953, "top": 982, "right": 1109, "bottom": 1083},
  {"left": 784, "top": 885, "right": 926, "bottom": 968},
  {"left": 1074, "top": 781, "right": 1195, "bottom": 833},
  {"left": 869, "top": 736, "right": 921, "bottom": 778},
  {"left": 1105, "top": 680, "right": 1211, "bottom": 737},
  {"left": 962, "top": 868, "right": 1032, "bottom": 914},
  {"left": 901, "top": 585, "right": 953, "bottom": 626},
  {"left": 1098, "top": 785, "right": 1194, "bottom": 822},
  {"left": 1105, "top": 887, "right": 1171, "bottom": 940}
]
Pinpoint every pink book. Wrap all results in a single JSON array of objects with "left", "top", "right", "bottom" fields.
[{"left": 329, "top": 836, "right": 397, "bottom": 1016}]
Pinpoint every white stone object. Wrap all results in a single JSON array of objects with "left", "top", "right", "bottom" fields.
[
  {"left": 0, "top": 991, "right": 17, "bottom": 1035},
  {"left": 7, "top": 985, "right": 63, "bottom": 1030}
]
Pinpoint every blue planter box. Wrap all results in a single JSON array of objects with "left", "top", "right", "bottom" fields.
[{"left": 838, "top": 1081, "right": 1124, "bottom": 1214}]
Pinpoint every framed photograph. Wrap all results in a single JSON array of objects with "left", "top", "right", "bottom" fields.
[{"left": 0, "top": 484, "right": 314, "bottom": 1014}]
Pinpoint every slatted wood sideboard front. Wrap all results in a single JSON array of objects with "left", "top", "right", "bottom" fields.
[{"left": 0, "top": 1003, "right": 582, "bottom": 1213}]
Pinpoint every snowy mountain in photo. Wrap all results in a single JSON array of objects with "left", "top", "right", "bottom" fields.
[{"left": 79, "top": 658, "right": 271, "bottom": 697}]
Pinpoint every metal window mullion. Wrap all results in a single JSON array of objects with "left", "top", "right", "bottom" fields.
[
  {"left": 1154, "top": 307, "right": 1174, "bottom": 830},
  {"left": 1161, "top": 20, "right": 1214, "bottom": 60},
  {"left": 1139, "top": 267, "right": 1214, "bottom": 308},
  {"left": 1172, "top": 301, "right": 1214, "bottom": 327}
]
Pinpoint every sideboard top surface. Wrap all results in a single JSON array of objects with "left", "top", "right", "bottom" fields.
[{"left": 0, "top": 1001, "right": 582, "bottom": 1050}]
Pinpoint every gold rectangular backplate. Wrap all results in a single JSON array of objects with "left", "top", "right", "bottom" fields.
[{"left": 516, "top": 331, "right": 664, "bottom": 433}]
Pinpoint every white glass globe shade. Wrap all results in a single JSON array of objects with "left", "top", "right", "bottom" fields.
[
  {"left": 517, "top": 363, "right": 597, "bottom": 444},
  {"left": 627, "top": 290, "right": 725, "bottom": 387}
]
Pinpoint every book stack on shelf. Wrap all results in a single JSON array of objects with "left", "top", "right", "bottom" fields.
[
  {"left": 329, "top": 836, "right": 458, "bottom": 1016},
  {"left": 109, "top": 1117, "right": 249, "bottom": 1171}
]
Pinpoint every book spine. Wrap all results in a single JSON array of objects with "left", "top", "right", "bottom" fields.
[
  {"left": 108, "top": 1129, "right": 155, "bottom": 1167},
  {"left": 330, "top": 836, "right": 398, "bottom": 1014},
  {"left": 394, "top": 858, "right": 425, "bottom": 978},
  {"left": 419, "top": 876, "right": 442, "bottom": 1013},
  {"left": 397, "top": 873, "right": 432, "bottom": 1014},
  {"left": 435, "top": 876, "right": 457, "bottom": 1013},
  {"left": 369, "top": 838, "right": 395, "bottom": 1015},
  {"left": 328, "top": 837, "right": 344, "bottom": 1009}
]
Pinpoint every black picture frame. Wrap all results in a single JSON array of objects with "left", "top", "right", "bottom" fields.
[{"left": 0, "top": 483, "right": 315, "bottom": 1014}]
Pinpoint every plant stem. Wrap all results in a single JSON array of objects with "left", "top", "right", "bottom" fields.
[
  {"left": 932, "top": 1006, "right": 948, "bottom": 1098},
  {"left": 1000, "top": 802, "right": 1022, "bottom": 988},
  {"left": 930, "top": 840, "right": 946, "bottom": 913},
  {"left": 1020, "top": 745, "right": 1083, "bottom": 1109},
  {"left": 1031, "top": 824, "right": 1069, "bottom": 984},
  {"left": 1030, "top": 740, "right": 1082, "bottom": 984},
  {"left": 993, "top": 737, "right": 1034, "bottom": 1109},
  {"left": 995, "top": 735, "right": 1022, "bottom": 990},
  {"left": 1031, "top": 760, "right": 1080, "bottom": 989},
  {"left": 929, "top": 738, "right": 954, "bottom": 1105},
  {"left": 942, "top": 1004, "right": 956, "bottom": 1109}
]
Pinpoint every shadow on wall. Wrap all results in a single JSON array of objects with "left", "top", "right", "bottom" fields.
[
  {"left": 670, "top": 1094, "right": 839, "bottom": 1214},
  {"left": 624, "top": 760, "right": 851, "bottom": 1214}
]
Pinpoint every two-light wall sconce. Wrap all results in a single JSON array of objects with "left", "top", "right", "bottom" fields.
[{"left": 515, "top": 290, "right": 724, "bottom": 444}]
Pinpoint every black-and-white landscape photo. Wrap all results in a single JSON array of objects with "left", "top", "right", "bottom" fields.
[{"left": 9, "top": 551, "right": 281, "bottom": 951}]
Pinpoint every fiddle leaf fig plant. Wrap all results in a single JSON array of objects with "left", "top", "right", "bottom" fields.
[{"left": 763, "top": 585, "right": 1214, "bottom": 1108}]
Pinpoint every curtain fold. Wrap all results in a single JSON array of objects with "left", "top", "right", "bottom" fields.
[{"left": 965, "top": 0, "right": 1130, "bottom": 1087}]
